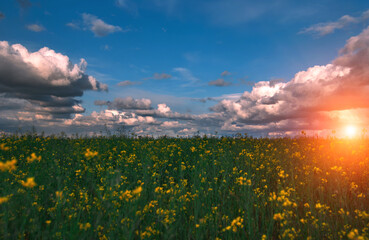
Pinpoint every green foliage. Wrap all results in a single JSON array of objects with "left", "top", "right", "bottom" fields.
[{"left": 0, "top": 136, "right": 369, "bottom": 239}]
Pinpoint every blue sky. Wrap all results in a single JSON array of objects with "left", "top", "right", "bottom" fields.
[{"left": 1, "top": 0, "right": 369, "bottom": 136}]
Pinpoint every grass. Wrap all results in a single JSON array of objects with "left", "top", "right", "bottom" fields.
[{"left": 0, "top": 134, "right": 369, "bottom": 239}]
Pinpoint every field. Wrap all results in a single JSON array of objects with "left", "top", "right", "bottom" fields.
[{"left": 1, "top": 135, "right": 369, "bottom": 239}]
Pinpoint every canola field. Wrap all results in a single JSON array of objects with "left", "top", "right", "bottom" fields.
[{"left": 1, "top": 135, "right": 369, "bottom": 239}]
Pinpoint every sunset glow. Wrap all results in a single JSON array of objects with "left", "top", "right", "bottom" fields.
[
  {"left": 1, "top": 1, "right": 369, "bottom": 137},
  {"left": 2, "top": 1, "right": 369, "bottom": 239},
  {"left": 344, "top": 125, "right": 357, "bottom": 138}
]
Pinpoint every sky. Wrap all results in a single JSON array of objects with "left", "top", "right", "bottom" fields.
[{"left": 1, "top": 0, "right": 369, "bottom": 137}]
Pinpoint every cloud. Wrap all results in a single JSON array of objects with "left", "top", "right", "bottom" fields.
[
  {"left": 82, "top": 13, "right": 122, "bottom": 37},
  {"left": 93, "top": 100, "right": 108, "bottom": 106},
  {"left": 238, "top": 77, "right": 255, "bottom": 86},
  {"left": 183, "top": 52, "right": 200, "bottom": 63},
  {"left": 208, "top": 78, "right": 232, "bottom": 87},
  {"left": 61, "top": 110, "right": 158, "bottom": 135},
  {"left": 17, "top": 0, "right": 32, "bottom": 9},
  {"left": 301, "top": 10, "right": 369, "bottom": 36},
  {"left": 67, "top": 110, "right": 163, "bottom": 135},
  {"left": 136, "top": 103, "right": 195, "bottom": 120},
  {"left": 173, "top": 67, "right": 200, "bottom": 87},
  {"left": 116, "top": 0, "right": 129, "bottom": 8},
  {"left": 26, "top": 24, "right": 45, "bottom": 32},
  {"left": 5, "top": 22, "right": 369, "bottom": 137},
  {"left": 200, "top": 0, "right": 279, "bottom": 25},
  {"left": 0, "top": 12, "right": 5, "bottom": 20},
  {"left": 117, "top": 80, "right": 141, "bottom": 87},
  {"left": 152, "top": 0, "right": 180, "bottom": 14},
  {"left": 116, "top": 0, "right": 138, "bottom": 14},
  {"left": 66, "top": 22, "right": 80, "bottom": 30},
  {"left": 221, "top": 70, "right": 231, "bottom": 76},
  {"left": 211, "top": 26, "right": 369, "bottom": 134},
  {"left": 103, "top": 44, "right": 111, "bottom": 51},
  {"left": 94, "top": 97, "right": 152, "bottom": 110},
  {"left": 0, "top": 41, "right": 107, "bottom": 119},
  {"left": 147, "top": 72, "right": 172, "bottom": 80}
]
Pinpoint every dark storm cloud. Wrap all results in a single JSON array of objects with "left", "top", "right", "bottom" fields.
[{"left": 0, "top": 41, "right": 107, "bottom": 119}]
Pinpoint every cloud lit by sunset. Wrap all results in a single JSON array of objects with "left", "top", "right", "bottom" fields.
[
  {"left": 3, "top": 2, "right": 369, "bottom": 238},
  {"left": 1, "top": 0, "right": 369, "bottom": 137}
]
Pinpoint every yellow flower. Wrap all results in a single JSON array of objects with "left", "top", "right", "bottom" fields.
[
  {"left": 85, "top": 149, "right": 98, "bottom": 158},
  {"left": 0, "top": 196, "right": 9, "bottom": 204},
  {"left": 46, "top": 220, "right": 51, "bottom": 225},
  {"left": 27, "top": 153, "right": 41, "bottom": 163},
  {"left": 21, "top": 177, "right": 37, "bottom": 188},
  {"left": 273, "top": 213, "right": 283, "bottom": 221},
  {"left": 132, "top": 186, "right": 142, "bottom": 195},
  {"left": 0, "top": 159, "right": 17, "bottom": 172},
  {"left": 347, "top": 229, "right": 358, "bottom": 239},
  {"left": 79, "top": 222, "right": 91, "bottom": 231},
  {"left": 56, "top": 191, "right": 63, "bottom": 199},
  {"left": 236, "top": 176, "right": 252, "bottom": 186},
  {"left": 0, "top": 143, "right": 10, "bottom": 151}
]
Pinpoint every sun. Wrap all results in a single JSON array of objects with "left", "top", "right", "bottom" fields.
[{"left": 344, "top": 125, "right": 357, "bottom": 138}]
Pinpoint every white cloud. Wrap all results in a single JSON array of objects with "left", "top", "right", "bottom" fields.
[
  {"left": 26, "top": 24, "right": 45, "bottom": 32},
  {"left": 82, "top": 13, "right": 122, "bottom": 37},
  {"left": 221, "top": 70, "right": 231, "bottom": 76},
  {"left": 116, "top": 0, "right": 128, "bottom": 8},
  {"left": 211, "top": 26, "right": 369, "bottom": 133},
  {"left": 66, "top": 22, "right": 80, "bottom": 29},
  {"left": 301, "top": 10, "right": 369, "bottom": 36},
  {"left": 157, "top": 103, "right": 171, "bottom": 114},
  {"left": 117, "top": 80, "right": 141, "bottom": 87},
  {"left": 115, "top": 0, "right": 138, "bottom": 14},
  {"left": 173, "top": 67, "right": 200, "bottom": 87}
]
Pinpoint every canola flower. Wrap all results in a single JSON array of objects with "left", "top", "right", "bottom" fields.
[
  {"left": 347, "top": 229, "right": 365, "bottom": 240},
  {"left": 132, "top": 186, "right": 143, "bottom": 195},
  {"left": 0, "top": 136, "right": 369, "bottom": 239},
  {"left": 0, "top": 159, "right": 17, "bottom": 171},
  {"left": 26, "top": 153, "right": 41, "bottom": 163},
  {"left": 273, "top": 213, "right": 284, "bottom": 221},
  {"left": 235, "top": 176, "right": 252, "bottom": 186},
  {"left": 84, "top": 148, "right": 98, "bottom": 158},
  {"left": 20, "top": 177, "right": 37, "bottom": 188},
  {"left": 79, "top": 222, "right": 91, "bottom": 231},
  {"left": 55, "top": 191, "right": 63, "bottom": 199},
  {"left": 0, "top": 143, "right": 9, "bottom": 151},
  {"left": 0, "top": 196, "right": 9, "bottom": 204}
]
